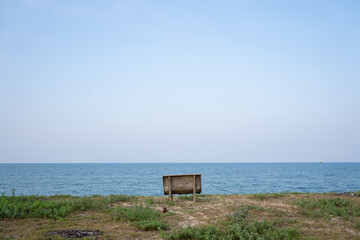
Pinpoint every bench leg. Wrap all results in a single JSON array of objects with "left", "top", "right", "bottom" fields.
[
  {"left": 193, "top": 175, "right": 196, "bottom": 203},
  {"left": 169, "top": 176, "right": 173, "bottom": 202}
]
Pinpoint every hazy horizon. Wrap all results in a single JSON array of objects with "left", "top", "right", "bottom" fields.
[
  {"left": 1, "top": 0, "right": 359, "bottom": 163},
  {"left": 1, "top": 161, "right": 359, "bottom": 164}
]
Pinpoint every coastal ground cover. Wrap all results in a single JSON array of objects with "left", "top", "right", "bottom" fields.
[
  {"left": 0, "top": 191, "right": 129, "bottom": 219},
  {"left": 295, "top": 197, "right": 360, "bottom": 220},
  {"left": 161, "top": 206, "right": 300, "bottom": 240},
  {"left": 111, "top": 203, "right": 169, "bottom": 231},
  {"left": 0, "top": 192, "right": 359, "bottom": 239}
]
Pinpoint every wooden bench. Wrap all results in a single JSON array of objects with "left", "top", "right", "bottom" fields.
[{"left": 163, "top": 174, "right": 201, "bottom": 202}]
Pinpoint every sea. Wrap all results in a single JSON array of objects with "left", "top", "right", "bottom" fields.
[{"left": 0, "top": 163, "right": 359, "bottom": 196}]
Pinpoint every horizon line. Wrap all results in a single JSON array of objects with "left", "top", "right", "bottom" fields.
[{"left": 0, "top": 161, "right": 359, "bottom": 164}]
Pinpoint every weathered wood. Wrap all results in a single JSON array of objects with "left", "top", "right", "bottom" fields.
[
  {"left": 169, "top": 176, "right": 173, "bottom": 201},
  {"left": 193, "top": 174, "right": 196, "bottom": 202},
  {"left": 163, "top": 174, "right": 201, "bottom": 200}
]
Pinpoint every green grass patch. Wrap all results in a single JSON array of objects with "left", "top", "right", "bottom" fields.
[
  {"left": 161, "top": 225, "right": 224, "bottom": 240},
  {"left": 0, "top": 191, "right": 130, "bottom": 219},
  {"left": 163, "top": 211, "right": 176, "bottom": 216},
  {"left": 177, "top": 194, "right": 211, "bottom": 202},
  {"left": 295, "top": 197, "right": 360, "bottom": 220},
  {"left": 106, "top": 194, "right": 130, "bottom": 203},
  {"left": 0, "top": 195, "right": 101, "bottom": 219},
  {"left": 252, "top": 191, "right": 300, "bottom": 200},
  {"left": 354, "top": 221, "right": 360, "bottom": 229},
  {"left": 178, "top": 194, "right": 207, "bottom": 200},
  {"left": 146, "top": 198, "right": 155, "bottom": 206},
  {"left": 162, "top": 206, "right": 300, "bottom": 240},
  {"left": 166, "top": 201, "right": 175, "bottom": 206},
  {"left": 111, "top": 203, "right": 169, "bottom": 231},
  {"left": 177, "top": 195, "right": 195, "bottom": 201}
]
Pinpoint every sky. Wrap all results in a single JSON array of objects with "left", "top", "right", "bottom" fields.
[{"left": 0, "top": 0, "right": 359, "bottom": 163}]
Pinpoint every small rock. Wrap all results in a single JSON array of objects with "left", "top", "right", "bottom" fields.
[
  {"left": 46, "top": 229, "right": 102, "bottom": 239},
  {"left": 334, "top": 192, "right": 358, "bottom": 197}
]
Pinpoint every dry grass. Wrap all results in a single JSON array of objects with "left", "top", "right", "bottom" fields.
[{"left": 1, "top": 193, "right": 360, "bottom": 239}]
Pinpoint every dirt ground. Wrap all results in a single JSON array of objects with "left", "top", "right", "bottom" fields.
[{"left": 1, "top": 193, "right": 360, "bottom": 240}]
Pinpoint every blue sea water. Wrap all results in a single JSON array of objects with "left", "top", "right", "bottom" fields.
[{"left": 0, "top": 163, "right": 359, "bottom": 196}]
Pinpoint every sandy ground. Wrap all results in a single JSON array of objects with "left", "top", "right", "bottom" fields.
[{"left": 1, "top": 193, "right": 360, "bottom": 240}]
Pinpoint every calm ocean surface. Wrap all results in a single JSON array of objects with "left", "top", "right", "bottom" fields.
[{"left": 0, "top": 163, "right": 359, "bottom": 196}]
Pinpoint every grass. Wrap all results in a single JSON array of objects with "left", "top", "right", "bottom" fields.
[
  {"left": 161, "top": 225, "right": 224, "bottom": 240},
  {"left": 246, "top": 204, "right": 266, "bottom": 211},
  {"left": 0, "top": 190, "right": 129, "bottom": 219},
  {"left": 355, "top": 221, "right": 360, "bottom": 229},
  {"left": 161, "top": 206, "right": 300, "bottom": 240},
  {"left": 178, "top": 194, "right": 207, "bottom": 200},
  {"left": 252, "top": 191, "right": 301, "bottom": 200},
  {"left": 111, "top": 203, "right": 169, "bottom": 231},
  {"left": 166, "top": 201, "right": 176, "bottom": 206},
  {"left": 1, "top": 192, "right": 360, "bottom": 239},
  {"left": 177, "top": 194, "right": 211, "bottom": 203},
  {"left": 295, "top": 197, "right": 360, "bottom": 220},
  {"left": 177, "top": 195, "right": 196, "bottom": 201}
]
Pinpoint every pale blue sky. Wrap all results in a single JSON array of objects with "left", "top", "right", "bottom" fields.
[{"left": 0, "top": 0, "right": 359, "bottom": 163}]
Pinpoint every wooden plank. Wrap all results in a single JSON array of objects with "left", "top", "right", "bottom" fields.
[
  {"left": 193, "top": 174, "right": 196, "bottom": 202},
  {"left": 169, "top": 176, "right": 173, "bottom": 202},
  {"left": 163, "top": 175, "right": 202, "bottom": 195},
  {"left": 163, "top": 174, "right": 201, "bottom": 177}
]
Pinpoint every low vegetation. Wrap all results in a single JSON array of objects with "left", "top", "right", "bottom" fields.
[
  {"left": 162, "top": 206, "right": 300, "bottom": 240},
  {"left": 0, "top": 190, "right": 129, "bottom": 219},
  {"left": 111, "top": 203, "right": 169, "bottom": 231},
  {"left": 0, "top": 191, "right": 359, "bottom": 239},
  {"left": 295, "top": 197, "right": 360, "bottom": 220},
  {"left": 252, "top": 191, "right": 301, "bottom": 200}
]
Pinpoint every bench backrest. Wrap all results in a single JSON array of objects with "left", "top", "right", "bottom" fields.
[{"left": 163, "top": 174, "right": 201, "bottom": 195}]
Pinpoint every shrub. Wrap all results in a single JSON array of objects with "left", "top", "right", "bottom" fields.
[
  {"left": 0, "top": 191, "right": 130, "bottom": 219},
  {"left": 112, "top": 203, "right": 169, "bottom": 231},
  {"left": 162, "top": 206, "right": 300, "bottom": 240},
  {"left": 161, "top": 225, "right": 225, "bottom": 240},
  {"left": 226, "top": 218, "right": 299, "bottom": 240},
  {"left": 134, "top": 219, "right": 169, "bottom": 231},
  {"left": 0, "top": 194, "right": 104, "bottom": 219},
  {"left": 354, "top": 221, "right": 360, "bottom": 229},
  {"left": 295, "top": 197, "right": 360, "bottom": 220}
]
